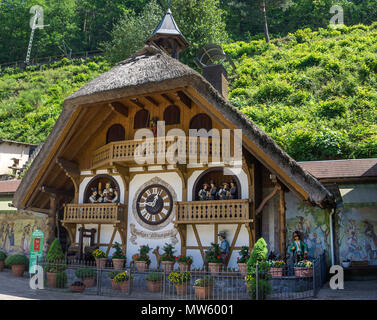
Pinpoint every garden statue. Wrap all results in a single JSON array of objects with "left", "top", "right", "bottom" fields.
[
  {"left": 229, "top": 181, "right": 237, "bottom": 199},
  {"left": 101, "top": 182, "right": 119, "bottom": 203},
  {"left": 198, "top": 183, "right": 209, "bottom": 201},
  {"left": 218, "top": 183, "right": 230, "bottom": 200},
  {"left": 208, "top": 180, "right": 217, "bottom": 200},
  {"left": 218, "top": 231, "right": 230, "bottom": 264},
  {"left": 290, "top": 231, "right": 308, "bottom": 263}
]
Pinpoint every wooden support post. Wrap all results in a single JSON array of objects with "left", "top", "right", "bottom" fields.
[
  {"left": 226, "top": 223, "right": 242, "bottom": 266},
  {"left": 279, "top": 185, "right": 287, "bottom": 259},
  {"left": 192, "top": 224, "right": 205, "bottom": 262},
  {"left": 106, "top": 227, "right": 118, "bottom": 256},
  {"left": 46, "top": 195, "right": 58, "bottom": 249}
]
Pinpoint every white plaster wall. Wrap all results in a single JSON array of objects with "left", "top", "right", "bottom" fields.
[
  {"left": 126, "top": 172, "right": 183, "bottom": 269},
  {"left": 186, "top": 224, "right": 250, "bottom": 269},
  {"left": 0, "top": 143, "right": 30, "bottom": 174}
]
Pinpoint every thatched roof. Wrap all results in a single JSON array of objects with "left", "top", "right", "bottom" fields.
[{"left": 13, "top": 45, "right": 334, "bottom": 209}]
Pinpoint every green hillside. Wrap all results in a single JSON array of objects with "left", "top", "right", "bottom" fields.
[
  {"left": 224, "top": 23, "right": 377, "bottom": 161},
  {"left": 1, "top": 24, "right": 377, "bottom": 162},
  {"left": 0, "top": 57, "right": 111, "bottom": 144}
]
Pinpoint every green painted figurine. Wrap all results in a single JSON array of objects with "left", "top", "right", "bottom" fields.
[{"left": 290, "top": 230, "right": 308, "bottom": 263}]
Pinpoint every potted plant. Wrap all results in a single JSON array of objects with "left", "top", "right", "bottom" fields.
[
  {"left": 294, "top": 260, "right": 313, "bottom": 277},
  {"left": 145, "top": 272, "right": 163, "bottom": 293},
  {"left": 111, "top": 242, "right": 126, "bottom": 270},
  {"left": 268, "top": 260, "right": 286, "bottom": 277},
  {"left": 45, "top": 238, "right": 67, "bottom": 288},
  {"left": 193, "top": 276, "right": 214, "bottom": 299},
  {"left": 205, "top": 243, "right": 223, "bottom": 275},
  {"left": 168, "top": 271, "right": 191, "bottom": 296},
  {"left": 75, "top": 268, "right": 96, "bottom": 287},
  {"left": 159, "top": 243, "right": 176, "bottom": 272},
  {"left": 0, "top": 251, "right": 7, "bottom": 272},
  {"left": 135, "top": 245, "right": 151, "bottom": 272},
  {"left": 236, "top": 246, "right": 250, "bottom": 276},
  {"left": 4, "top": 254, "right": 29, "bottom": 277},
  {"left": 109, "top": 271, "right": 121, "bottom": 290},
  {"left": 92, "top": 249, "right": 107, "bottom": 269},
  {"left": 70, "top": 281, "right": 86, "bottom": 293},
  {"left": 113, "top": 271, "right": 134, "bottom": 293},
  {"left": 177, "top": 255, "right": 193, "bottom": 271}
]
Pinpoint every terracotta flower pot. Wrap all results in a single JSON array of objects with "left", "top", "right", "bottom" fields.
[
  {"left": 11, "top": 265, "right": 25, "bottom": 277},
  {"left": 208, "top": 263, "right": 222, "bottom": 275},
  {"left": 294, "top": 267, "right": 313, "bottom": 277},
  {"left": 135, "top": 261, "right": 149, "bottom": 272},
  {"left": 118, "top": 279, "right": 133, "bottom": 293},
  {"left": 178, "top": 263, "right": 191, "bottom": 272},
  {"left": 70, "top": 284, "right": 86, "bottom": 293},
  {"left": 238, "top": 263, "right": 247, "bottom": 276},
  {"left": 146, "top": 280, "right": 162, "bottom": 293},
  {"left": 269, "top": 267, "right": 284, "bottom": 277},
  {"left": 47, "top": 272, "right": 58, "bottom": 288},
  {"left": 82, "top": 277, "right": 96, "bottom": 287},
  {"left": 161, "top": 261, "right": 175, "bottom": 272},
  {"left": 95, "top": 258, "right": 107, "bottom": 269},
  {"left": 0, "top": 260, "right": 4, "bottom": 272},
  {"left": 110, "top": 279, "right": 120, "bottom": 290},
  {"left": 194, "top": 285, "right": 213, "bottom": 299},
  {"left": 112, "top": 259, "right": 125, "bottom": 270},
  {"left": 175, "top": 283, "right": 189, "bottom": 296}
]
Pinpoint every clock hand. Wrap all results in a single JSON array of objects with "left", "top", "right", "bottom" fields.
[{"left": 151, "top": 194, "right": 158, "bottom": 207}]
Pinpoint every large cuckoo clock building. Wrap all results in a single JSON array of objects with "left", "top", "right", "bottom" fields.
[{"left": 13, "top": 9, "right": 345, "bottom": 270}]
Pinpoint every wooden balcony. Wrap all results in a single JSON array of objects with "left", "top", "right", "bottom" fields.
[
  {"left": 175, "top": 199, "right": 251, "bottom": 224},
  {"left": 91, "top": 137, "right": 234, "bottom": 169},
  {"left": 62, "top": 203, "right": 126, "bottom": 224}
]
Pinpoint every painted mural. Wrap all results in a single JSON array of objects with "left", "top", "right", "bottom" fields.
[
  {"left": 336, "top": 207, "right": 377, "bottom": 265},
  {"left": 285, "top": 192, "right": 331, "bottom": 261},
  {"left": 0, "top": 211, "right": 48, "bottom": 255}
]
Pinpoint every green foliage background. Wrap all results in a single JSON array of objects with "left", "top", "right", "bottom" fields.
[{"left": 224, "top": 23, "right": 377, "bottom": 160}]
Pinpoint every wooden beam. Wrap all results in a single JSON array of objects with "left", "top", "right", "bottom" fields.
[
  {"left": 40, "top": 186, "right": 72, "bottom": 197},
  {"left": 130, "top": 98, "right": 145, "bottom": 109},
  {"left": 25, "top": 207, "right": 51, "bottom": 215},
  {"left": 226, "top": 223, "right": 242, "bottom": 266},
  {"left": 177, "top": 90, "right": 192, "bottom": 109},
  {"left": 255, "top": 184, "right": 279, "bottom": 215},
  {"left": 279, "top": 185, "right": 287, "bottom": 259},
  {"left": 56, "top": 158, "right": 80, "bottom": 178},
  {"left": 106, "top": 227, "right": 117, "bottom": 256},
  {"left": 110, "top": 101, "right": 129, "bottom": 117},
  {"left": 161, "top": 93, "right": 174, "bottom": 104},
  {"left": 192, "top": 224, "right": 205, "bottom": 262},
  {"left": 144, "top": 96, "right": 160, "bottom": 107}
]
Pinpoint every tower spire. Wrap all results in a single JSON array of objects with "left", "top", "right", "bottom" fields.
[{"left": 146, "top": 7, "right": 189, "bottom": 59}]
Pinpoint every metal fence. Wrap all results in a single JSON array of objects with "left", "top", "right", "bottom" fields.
[{"left": 36, "top": 254, "right": 326, "bottom": 300}]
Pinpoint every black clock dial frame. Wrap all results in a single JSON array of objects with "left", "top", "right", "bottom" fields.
[{"left": 136, "top": 184, "right": 173, "bottom": 226}]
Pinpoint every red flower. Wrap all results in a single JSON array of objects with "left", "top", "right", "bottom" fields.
[
  {"left": 176, "top": 257, "right": 178, "bottom": 260},
  {"left": 217, "top": 256, "right": 220, "bottom": 259}
]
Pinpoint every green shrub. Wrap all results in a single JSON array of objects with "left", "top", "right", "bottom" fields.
[
  {"left": 0, "top": 251, "right": 7, "bottom": 261},
  {"left": 45, "top": 238, "right": 66, "bottom": 273},
  {"left": 237, "top": 246, "right": 250, "bottom": 264},
  {"left": 317, "top": 99, "right": 347, "bottom": 119},
  {"left": 145, "top": 272, "right": 163, "bottom": 282},
  {"left": 160, "top": 243, "right": 176, "bottom": 262},
  {"left": 56, "top": 271, "right": 67, "bottom": 288},
  {"left": 111, "top": 242, "right": 125, "bottom": 260},
  {"left": 75, "top": 268, "right": 96, "bottom": 279},
  {"left": 246, "top": 276, "right": 272, "bottom": 300},
  {"left": 5, "top": 254, "right": 29, "bottom": 267},
  {"left": 136, "top": 245, "right": 151, "bottom": 264},
  {"left": 204, "top": 243, "right": 223, "bottom": 264}
]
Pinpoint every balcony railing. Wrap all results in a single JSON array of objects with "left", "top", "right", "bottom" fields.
[
  {"left": 91, "top": 137, "right": 234, "bottom": 169},
  {"left": 62, "top": 203, "right": 126, "bottom": 224},
  {"left": 175, "top": 199, "right": 251, "bottom": 224}
]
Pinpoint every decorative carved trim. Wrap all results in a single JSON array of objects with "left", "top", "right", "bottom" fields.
[
  {"left": 132, "top": 176, "right": 178, "bottom": 231},
  {"left": 129, "top": 223, "right": 178, "bottom": 245}
]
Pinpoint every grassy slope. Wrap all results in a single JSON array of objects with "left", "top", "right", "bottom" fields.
[
  {"left": 1, "top": 24, "right": 377, "bottom": 162},
  {"left": 224, "top": 23, "right": 377, "bottom": 161},
  {"left": 0, "top": 57, "right": 111, "bottom": 144}
]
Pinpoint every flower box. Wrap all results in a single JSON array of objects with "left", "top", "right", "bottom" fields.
[
  {"left": 95, "top": 258, "right": 107, "bottom": 269},
  {"left": 0, "top": 260, "right": 4, "bottom": 272},
  {"left": 112, "top": 258, "right": 125, "bottom": 270},
  {"left": 269, "top": 267, "right": 284, "bottom": 277},
  {"left": 178, "top": 262, "right": 191, "bottom": 271},
  {"left": 238, "top": 263, "right": 247, "bottom": 276},
  {"left": 161, "top": 261, "right": 175, "bottom": 272},
  {"left": 47, "top": 272, "right": 58, "bottom": 288},
  {"left": 194, "top": 285, "right": 213, "bottom": 299},
  {"left": 208, "top": 262, "right": 222, "bottom": 275},
  {"left": 146, "top": 280, "right": 162, "bottom": 293},
  {"left": 82, "top": 277, "right": 96, "bottom": 287},
  {"left": 294, "top": 267, "right": 313, "bottom": 277},
  {"left": 135, "top": 261, "right": 149, "bottom": 272},
  {"left": 11, "top": 265, "right": 25, "bottom": 277},
  {"left": 70, "top": 284, "right": 86, "bottom": 293},
  {"left": 175, "top": 283, "right": 189, "bottom": 296},
  {"left": 110, "top": 279, "right": 120, "bottom": 290}
]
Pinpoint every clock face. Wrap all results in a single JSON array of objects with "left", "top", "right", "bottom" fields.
[{"left": 136, "top": 184, "right": 173, "bottom": 226}]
